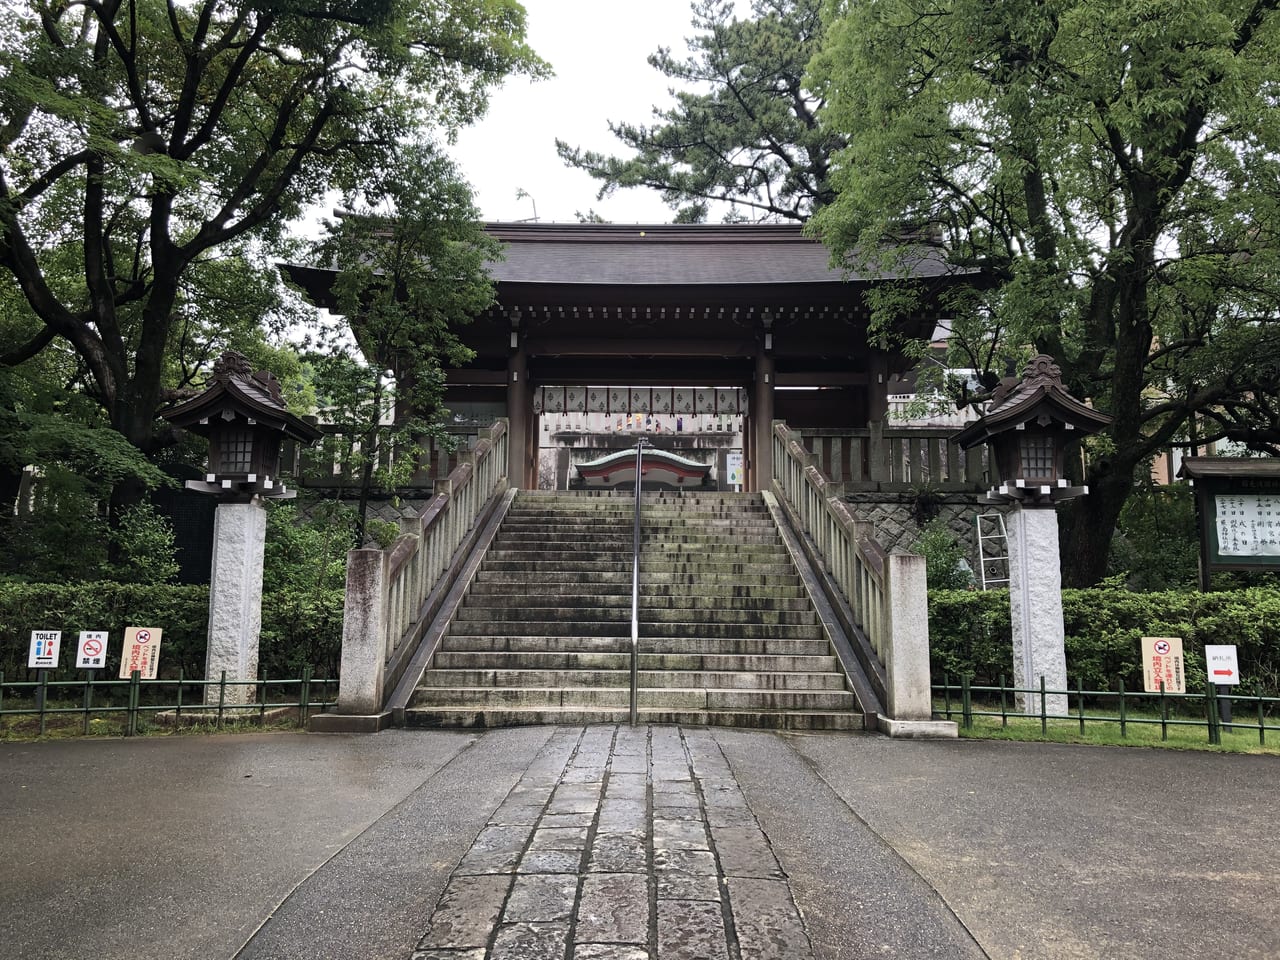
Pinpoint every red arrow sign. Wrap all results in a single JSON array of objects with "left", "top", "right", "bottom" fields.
[{"left": 1213, "top": 669, "right": 1235, "bottom": 677}]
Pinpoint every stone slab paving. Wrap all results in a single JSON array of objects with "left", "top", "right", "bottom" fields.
[{"left": 409, "top": 724, "right": 815, "bottom": 960}]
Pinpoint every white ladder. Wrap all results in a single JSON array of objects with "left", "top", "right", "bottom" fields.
[{"left": 975, "top": 512, "right": 1010, "bottom": 589}]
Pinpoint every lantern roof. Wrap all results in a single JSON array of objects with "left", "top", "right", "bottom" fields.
[
  {"left": 164, "top": 351, "right": 323, "bottom": 443},
  {"left": 952, "top": 355, "right": 1111, "bottom": 450}
]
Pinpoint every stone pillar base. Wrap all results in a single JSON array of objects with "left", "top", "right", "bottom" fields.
[
  {"left": 1007, "top": 505, "right": 1069, "bottom": 716},
  {"left": 206, "top": 499, "right": 267, "bottom": 706}
]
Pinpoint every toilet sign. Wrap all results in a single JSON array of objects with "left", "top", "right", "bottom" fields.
[
  {"left": 1204, "top": 644, "right": 1240, "bottom": 685},
  {"left": 119, "top": 627, "right": 163, "bottom": 680},
  {"left": 28, "top": 630, "right": 61, "bottom": 669}
]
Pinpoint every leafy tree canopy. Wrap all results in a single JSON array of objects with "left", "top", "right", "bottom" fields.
[
  {"left": 811, "top": 0, "right": 1280, "bottom": 584},
  {"left": 307, "top": 144, "right": 500, "bottom": 544},
  {"left": 557, "top": 0, "right": 839, "bottom": 222},
  {"left": 0, "top": 0, "right": 547, "bottom": 482}
]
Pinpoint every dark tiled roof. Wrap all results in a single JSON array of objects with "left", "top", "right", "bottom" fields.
[{"left": 484, "top": 222, "right": 959, "bottom": 286}]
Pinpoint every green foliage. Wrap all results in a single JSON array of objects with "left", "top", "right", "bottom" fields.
[
  {"left": 910, "top": 518, "right": 974, "bottom": 590},
  {"left": 929, "top": 587, "right": 1280, "bottom": 697},
  {"left": 0, "top": 581, "right": 343, "bottom": 681},
  {"left": 108, "top": 503, "right": 180, "bottom": 585},
  {"left": 0, "top": 0, "right": 546, "bottom": 477},
  {"left": 310, "top": 144, "right": 498, "bottom": 543},
  {"left": 558, "top": 0, "right": 837, "bottom": 222},
  {"left": 263, "top": 501, "right": 353, "bottom": 596},
  {"left": 365, "top": 518, "right": 403, "bottom": 550},
  {"left": 1107, "top": 482, "right": 1201, "bottom": 591},
  {"left": 0, "top": 483, "right": 109, "bottom": 582},
  {"left": 812, "top": 0, "right": 1280, "bottom": 584}
]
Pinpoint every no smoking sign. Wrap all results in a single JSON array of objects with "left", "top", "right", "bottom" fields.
[{"left": 76, "top": 631, "right": 109, "bottom": 669}]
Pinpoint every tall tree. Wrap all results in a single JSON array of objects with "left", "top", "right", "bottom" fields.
[
  {"left": 557, "top": 0, "right": 839, "bottom": 222},
  {"left": 310, "top": 146, "right": 501, "bottom": 546},
  {"left": 0, "top": 0, "right": 546, "bottom": 506},
  {"left": 811, "top": 0, "right": 1280, "bottom": 585}
]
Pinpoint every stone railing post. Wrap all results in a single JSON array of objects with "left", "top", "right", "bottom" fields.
[
  {"left": 884, "top": 552, "right": 933, "bottom": 721},
  {"left": 337, "top": 547, "right": 388, "bottom": 715}
]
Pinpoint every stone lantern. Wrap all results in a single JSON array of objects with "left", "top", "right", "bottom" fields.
[
  {"left": 954, "top": 355, "right": 1111, "bottom": 715},
  {"left": 164, "top": 351, "right": 322, "bottom": 704},
  {"left": 165, "top": 351, "right": 322, "bottom": 499}
]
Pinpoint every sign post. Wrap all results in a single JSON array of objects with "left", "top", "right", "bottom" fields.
[
  {"left": 28, "top": 630, "right": 61, "bottom": 711},
  {"left": 1204, "top": 644, "right": 1240, "bottom": 724}
]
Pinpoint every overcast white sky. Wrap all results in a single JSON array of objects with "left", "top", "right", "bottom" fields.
[{"left": 446, "top": 0, "right": 709, "bottom": 224}]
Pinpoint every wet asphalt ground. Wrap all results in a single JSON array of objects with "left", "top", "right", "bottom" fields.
[{"left": 1, "top": 726, "right": 1276, "bottom": 960}]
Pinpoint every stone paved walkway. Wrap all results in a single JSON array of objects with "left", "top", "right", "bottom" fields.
[{"left": 410, "top": 725, "right": 813, "bottom": 960}]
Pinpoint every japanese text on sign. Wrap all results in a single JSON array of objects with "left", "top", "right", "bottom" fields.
[
  {"left": 76, "top": 631, "right": 109, "bottom": 670},
  {"left": 1215, "top": 494, "right": 1280, "bottom": 557},
  {"left": 1141, "top": 636, "right": 1185, "bottom": 694},
  {"left": 28, "top": 630, "right": 61, "bottom": 669},
  {"left": 118, "top": 626, "right": 163, "bottom": 680}
]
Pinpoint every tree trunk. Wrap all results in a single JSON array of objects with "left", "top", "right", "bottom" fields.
[{"left": 1058, "top": 462, "right": 1135, "bottom": 586}]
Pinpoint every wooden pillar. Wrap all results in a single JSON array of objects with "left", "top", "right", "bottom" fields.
[
  {"left": 751, "top": 351, "right": 775, "bottom": 492},
  {"left": 868, "top": 349, "right": 890, "bottom": 422},
  {"left": 507, "top": 348, "right": 529, "bottom": 489},
  {"left": 525, "top": 391, "right": 539, "bottom": 489}
]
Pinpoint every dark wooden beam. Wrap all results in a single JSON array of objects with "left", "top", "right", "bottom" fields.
[{"left": 525, "top": 337, "right": 757, "bottom": 358}]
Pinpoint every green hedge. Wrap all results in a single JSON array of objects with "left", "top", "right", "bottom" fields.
[
  {"left": 930, "top": 587, "right": 1280, "bottom": 697},
  {"left": 0, "top": 582, "right": 343, "bottom": 682}
]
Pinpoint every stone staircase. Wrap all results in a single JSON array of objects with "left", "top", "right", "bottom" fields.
[{"left": 403, "top": 490, "right": 860, "bottom": 729}]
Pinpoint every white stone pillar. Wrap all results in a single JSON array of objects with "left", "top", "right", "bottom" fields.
[
  {"left": 1006, "top": 505, "right": 1069, "bottom": 715},
  {"left": 206, "top": 498, "right": 267, "bottom": 706},
  {"left": 336, "top": 547, "right": 389, "bottom": 715},
  {"left": 885, "top": 552, "right": 932, "bottom": 720}
]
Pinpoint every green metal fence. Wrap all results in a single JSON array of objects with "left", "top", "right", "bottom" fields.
[
  {"left": 0, "top": 668, "right": 334, "bottom": 738},
  {"left": 935, "top": 674, "right": 1279, "bottom": 746}
]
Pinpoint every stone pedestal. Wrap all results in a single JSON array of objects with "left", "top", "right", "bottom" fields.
[
  {"left": 206, "top": 499, "right": 267, "bottom": 705},
  {"left": 1006, "top": 505, "right": 1069, "bottom": 715}
]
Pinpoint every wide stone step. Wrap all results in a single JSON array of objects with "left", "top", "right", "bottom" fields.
[
  {"left": 487, "top": 547, "right": 789, "bottom": 561},
  {"left": 479, "top": 560, "right": 803, "bottom": 577},
  {"left": 460, "top": 593, "right": 808, "bottom": 616},
  {"left": 453, "top": 620, "right": 822, "bottom": 639},
  {"left": 473, "top": 569, "right": 803, "bottom": 588},
  {"left": 462, "top": 593, "right": 814, "bottom": 611},
  {"left": 480, "top": 561, "right": 634, "bottom": 574},
  {"left": 432, "top": 651, "right": 842, "bottom": 673},
  {"left": 641, "top": 538, "right": 788, "bottom": 550},
  {"left": 411, "top": 686, "right": 855, "bottom": 710},
  {"left": 471, "top": 582, "right": 810, "bottom": 600},
  {"left": 469, "top": 580, "right": 810, "bottom": 599},
  {"left": 485, "top": 549, "right": 635, "bottom": 562},
  {"left": 440, "top": 636, "right": 833, "bottom": 656},
  {"left": 402, "top": 706, "right": 861, "bottom": 731},
  {"left": 454, "top": 605, "right": 817, "bottom": 625},
  {"left": 418, "top": 669, "right": 847, "bottom": 691},
  {"left": 492, "top": 536, "right": 634, "bottom": 548}
]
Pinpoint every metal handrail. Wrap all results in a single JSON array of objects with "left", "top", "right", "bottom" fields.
[{"left": 630, "top": 438, "right": 648, "bottom": 725}]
